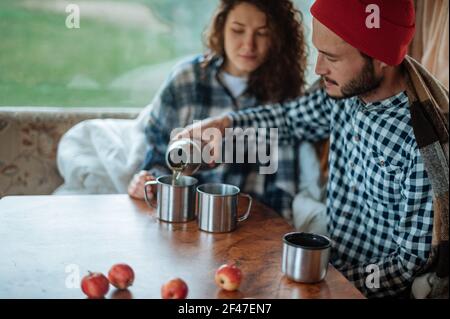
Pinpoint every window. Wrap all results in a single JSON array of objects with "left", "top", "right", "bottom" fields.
[{"left": 0, "top": 0, "right": 316, "bottom": 108}]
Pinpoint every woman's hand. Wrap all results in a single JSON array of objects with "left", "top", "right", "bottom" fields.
[{"left": 128, "top": 170, "right": 156, "bottom": 200}]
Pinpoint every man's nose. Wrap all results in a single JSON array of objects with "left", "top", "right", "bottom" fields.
[{"left": 315, "top": 53, "right": 328, "bottom": 76}]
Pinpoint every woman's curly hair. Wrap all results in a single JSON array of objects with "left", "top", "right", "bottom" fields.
[{"left": 204, "top": 0, "right": 308, "bottom": 103}]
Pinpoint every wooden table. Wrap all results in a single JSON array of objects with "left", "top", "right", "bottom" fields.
[{"left": 0, "top": 195, "right": 365, "bottom": 299}]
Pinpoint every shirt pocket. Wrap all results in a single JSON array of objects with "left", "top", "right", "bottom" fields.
[{"left": 364, "top": 152, "right": 403, "bottom": 205}]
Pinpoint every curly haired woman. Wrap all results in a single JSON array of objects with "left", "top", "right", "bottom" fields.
[{"left": 128, "top": 0, "right": 308, "bottom": 219}]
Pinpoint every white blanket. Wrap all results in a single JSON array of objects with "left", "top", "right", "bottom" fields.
[
  {"left": 292, "top": 142, "right": 328, "bottom": 235},
  {"left": 54, "top": 107, "right": 151, "bottom": 195}
]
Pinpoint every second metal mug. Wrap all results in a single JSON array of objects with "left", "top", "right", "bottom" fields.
[
  {"left": 282, "top": 232, "right": 331, "bottom": 283},
  {"left": 196, "top": 183, "right": 252, "bottom": 233},
  {"left": 144, "top": 175, "right": 198, "bottom": 223}
]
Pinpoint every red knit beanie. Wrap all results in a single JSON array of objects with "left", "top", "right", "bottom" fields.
[{"left": 310, "top": 0, "right": 415, "bottom": 66}]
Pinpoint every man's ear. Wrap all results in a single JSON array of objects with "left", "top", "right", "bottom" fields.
[{"left": 373, "top": 59, "right": 388, "bottom": 72}]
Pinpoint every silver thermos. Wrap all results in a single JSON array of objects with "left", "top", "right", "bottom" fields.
[{"left": 165, "top": 138, "right": 203, "bottom": 176}]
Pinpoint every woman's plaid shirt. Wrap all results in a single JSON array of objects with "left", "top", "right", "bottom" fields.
[{"left": 142, "top": 55, "right": 299, "bottom": 219}]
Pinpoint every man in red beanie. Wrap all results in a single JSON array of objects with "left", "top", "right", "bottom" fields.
[
  {"left": 175, "top": 0, "right": 448, "bottom": 298},
  {"left": 309, "top": 0, "right": 415, "bottom": 99}
]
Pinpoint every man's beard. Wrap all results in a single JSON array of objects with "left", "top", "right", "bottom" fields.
[{"left": 325, "top": 58, "right": 383, "bottom": 100}]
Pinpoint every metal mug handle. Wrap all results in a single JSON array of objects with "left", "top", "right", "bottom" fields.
[
  {"left": 237, "top": 193, "right": 252, "bottom": 223},
  {"left": 144, "top": 180, "right": 158, "bottom": 209}
]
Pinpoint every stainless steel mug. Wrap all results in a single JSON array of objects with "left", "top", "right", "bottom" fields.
[
  {"left": 282, "top": 232, "right": 331, "bottom": 283},
  {"left": 144, "top": 175, "right": 198, "bottom": 223},
  {"left": 196, "top": 183, "right": 252, "bottom": 233}
]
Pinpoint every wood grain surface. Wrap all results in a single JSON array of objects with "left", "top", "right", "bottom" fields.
[{"left": 0, "top": 195, "right": 365, "bottom": 299}]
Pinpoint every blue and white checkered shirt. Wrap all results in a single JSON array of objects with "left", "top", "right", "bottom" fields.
[
  {"left": 142, "top": 55, "right": 298, "bottom": 219},
  {"left": 230, "top": 88, "right": 434, "bottom": 298}
]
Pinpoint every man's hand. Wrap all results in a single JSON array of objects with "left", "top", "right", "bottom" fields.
[
  {"left": 172, "top": 115, "right": 232, "bottom": 165},
  {"left": 128, "top": 170, "right": 156, "bottom": 200},
  {"left": 173, "top": 114, "right": 232, "bottom": 140}
]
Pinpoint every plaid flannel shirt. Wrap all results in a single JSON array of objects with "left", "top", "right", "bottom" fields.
[
  {"left": 230, "top": 88, "right": 434, "bottom": 298},
  {"left": 142, "top": 55, "right": 298, "bottom": 218}
]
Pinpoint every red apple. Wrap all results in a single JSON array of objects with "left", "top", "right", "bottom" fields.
[
  {"left": 108, "top": 263, "right": 135, "bottom": 290},
  {"left": 161, "top": 278, "right": 189, "bottom": 299},
  {"left": 81, "top": 272, "right": 110, "bottom": 298},
  {"left": 215, "top": 264, "right": 242, "bottom": 291}
]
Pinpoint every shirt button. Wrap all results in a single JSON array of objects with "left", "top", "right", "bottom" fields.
[
  {"left": 351, "top": 186, "right": 356, "bottom": 192},
  {"left": 342, "top": 211, "right": 351, "bottom": 217},
  {"left": 354, "top": 135, "right": 360, "bottom": 142},
  {"left": 350, "top": 162, "right": 355, "bottom": 168},
  {"left": 380, "top": 160, "right": 385, "bottom": 166}
]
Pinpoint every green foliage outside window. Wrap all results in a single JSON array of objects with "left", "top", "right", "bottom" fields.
[{"left": 0, "top": 0, "right": 314, "bottom": 108}]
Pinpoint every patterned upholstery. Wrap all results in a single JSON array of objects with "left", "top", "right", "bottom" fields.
[{"left": 0, "top": 107, "right": 140, "bottom": 197}]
